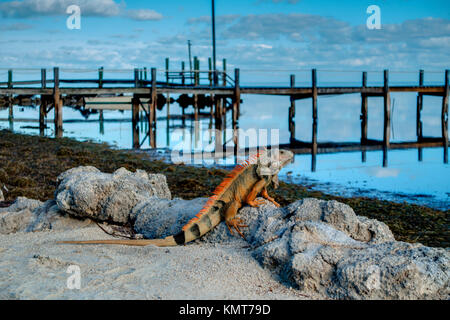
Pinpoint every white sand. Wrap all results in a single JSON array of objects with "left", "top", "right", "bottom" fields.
[{"left": 0, "top": 226, "right": 318, "bottom": 300}]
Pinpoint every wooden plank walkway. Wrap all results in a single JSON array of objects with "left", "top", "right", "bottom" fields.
[{"left": 0, "top": 85, "right": 445, "bottom": 96}]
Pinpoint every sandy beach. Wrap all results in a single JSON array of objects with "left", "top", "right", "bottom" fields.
[{"left": 0, "top": 225, "right": 316, "bottom": 299}]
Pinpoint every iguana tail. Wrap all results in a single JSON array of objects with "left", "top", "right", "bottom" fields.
[{"left": 57, "top": 235, "right": 178, "bottom": 247}]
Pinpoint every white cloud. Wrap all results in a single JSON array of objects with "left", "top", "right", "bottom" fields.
[
  {"left": 0, "top": 23, "right": 33, "bottom": 31},
  {"left": 0, "top": 0, "right": 121, "bottom": 17},
  {"left": 0, "top": 10, "right": 447, "bottom": 73},
  {"left": 254, "top": 44, "right": 273, "bottom": 49},
  {"left": 126, "top": 9, "right": 163, "bottom": 21},
  {"left": 218, "top": 13, "right": 450, "bottom": 48},
  {"left": 187, "top": 14, "right": 240, "bottom": 25},
  {"left": 0, "top": 0, "right": 164, "bottom": 21}
]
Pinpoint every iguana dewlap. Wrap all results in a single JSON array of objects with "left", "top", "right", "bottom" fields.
[{"left": 59, "top": 149, "right": 294, "bottom": 247}]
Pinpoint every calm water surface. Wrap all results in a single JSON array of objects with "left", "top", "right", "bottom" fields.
[{"left": 1, "top": 92, "right": 448, "bottom": 210}]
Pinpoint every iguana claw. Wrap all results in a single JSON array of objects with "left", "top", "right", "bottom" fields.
[
  {"left": 226, "top": 218, "right": 248, "bottom": 239},
  {"left": 246, "top": 199, "right": 266, "bottom": 207}
]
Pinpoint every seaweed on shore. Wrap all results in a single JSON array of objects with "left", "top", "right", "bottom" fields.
[{"left": 0, "top": 129, "right": 448, "bottom": 248}]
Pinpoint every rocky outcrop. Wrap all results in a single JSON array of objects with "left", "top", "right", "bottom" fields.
[
  {"left": 0, "top": 197, "right": 93, "bottom": 234},
  {"left": 118, "top": 195, "right": 450, "bottom": 299},
  {"left": 0, "top": 197, "right": 43, "bottom": 234},
  {"left": 239, "top": 198, "right": 449, "bottom": 300},
  {"left": 55, "top": 166, "right": 171, "bottom": 224},
  {"left": 26, "top": 200, "right": 93, "bottom": 232}
]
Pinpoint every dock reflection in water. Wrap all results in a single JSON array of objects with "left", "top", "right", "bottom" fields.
[{"left": 0, "top": 90, "right": 448, "bottom": 210}]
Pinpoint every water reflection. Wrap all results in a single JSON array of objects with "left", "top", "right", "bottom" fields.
[{"left": 0, "top": 94, "right": 448, "bottom": 209}]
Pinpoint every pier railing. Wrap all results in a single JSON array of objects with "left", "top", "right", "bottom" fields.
[
  {"left": 1, "top": 67, "right": 447, "bottom": 88},
  {"left": 0, "top": 69, "right": 233, "bottom": 88}
]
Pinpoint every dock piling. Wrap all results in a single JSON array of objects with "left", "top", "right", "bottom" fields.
[
  {"left": 361, "top": 71, "right": 368, "bottom": 162},
  {"left": 442, "top": 70, "right": 449, "bottom": 163},
  {"left": 8, "top": 97, "right": 13, "bottom": 121},
  {"left": 53, "top": 67, "right": 62, "bottom": 138},
  {"left": 99, "top": 110, "right": 104, "bottom": 135},
  {"left": 150, "top": 67, "right": 157, "bottom": 148},
  {"left": 383, "top": 69, "right": 391, "bottom": 167},
  {"left": 194, "top": 76, "right": 199, "bottom": 146},
  {"left": 417, "top": 70, "right": 424, "bottom": 161},
  {"left": 181, "top": 62, "right": 186, "bottom": 125},
  {"left": 222, "top": 59, "right": 227, "bottom": 86},
  {"left": 361, "top": 72, "right": 368, "bottom": 143},
  {"left": 289, "top": 74, "right": 296, "bottom": 144},
  {"left": 194, "top": 59, "right": 199, "bottom": 140},
  {"left": 7, "top": 70, "right": 12, "bottom": 89},
  {"left": 214, "top": 58, "right": 223, "bottom": 131},
  {"left": 165, "top": 58, "right": 169, "bottom": 84},
  {"left": 233, "top": 68, "right": 241, "bottom": 158},
  {"left": 208, "top": 57, "right": 212, "bottom": 86},
  {"left": 165, "top": 58, "right": 170, "bottom": 123},
  {"left": 181, "top": 61, "right": 185, "bottom": 85},
  {"left": 41, "top": 69, "right": 46, "bottom": 89},
  {"left": 193, "top": 56, "right": 199, "bottom": 85},
  {"left": 7, "top": 69, "right": 13, "bottom": 122},
  {"left": 98, "top": 67, "right": 103, "bottom": 88},
  {"left": 312, "top": 69, "right": 318, "bottom": 172},
  {"left": 132, "top": 95, "right": 140, "bottom": 149},
  {"left": 39, "top": 69, "right": 47, "bottom": 135},
  {"left": 134, "top": 68, "right": 139, "bottom": 88}
]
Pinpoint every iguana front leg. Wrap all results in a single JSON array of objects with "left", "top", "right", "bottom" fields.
[
  {"left": 261, "top": 187, "right": 280, "bottom": 207},
  {"left": 245, "top": 179, "right": 266, "bottom": 207},
  {"left": 224, "top": 199, "right": 247, "bottom": 239}
]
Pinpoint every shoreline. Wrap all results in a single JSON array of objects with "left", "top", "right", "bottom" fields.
[
  {"left": 129, "top": 147, "right": 450, "bottom": 211},
  {"left": 0, "top": 129, "right": 448, "bottom": 248}
]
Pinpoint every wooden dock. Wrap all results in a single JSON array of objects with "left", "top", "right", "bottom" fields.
[{"left": 0, "top": 65, "right": 448, "bottom": 169}]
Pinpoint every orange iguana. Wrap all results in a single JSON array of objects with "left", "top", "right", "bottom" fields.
[{"left": 59, "top": 149, "right": 294, "bottom": 247}]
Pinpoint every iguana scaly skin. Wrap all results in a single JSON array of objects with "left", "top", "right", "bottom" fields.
[{"left": 59, "top": 149, "right": 294, "bottom": 247}]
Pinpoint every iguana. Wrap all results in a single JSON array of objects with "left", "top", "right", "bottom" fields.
[{"left": 59, "top": 148, "right": 294, "bottom": 247}]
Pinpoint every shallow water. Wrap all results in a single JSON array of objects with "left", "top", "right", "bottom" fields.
[
  {"left": 280, "top": 148, "right": 449, "bottom": 210},
  {"left": 1, "top": 91, "right": 448, "bottom": 210}
]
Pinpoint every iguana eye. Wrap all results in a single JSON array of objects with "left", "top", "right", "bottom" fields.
[{"left": 270, "top": 161, "right": 280, "bottom": 169}]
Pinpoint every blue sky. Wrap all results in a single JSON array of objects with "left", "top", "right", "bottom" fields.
[{"left": 0, "top": 0, "right": 449, "bottom": 73}]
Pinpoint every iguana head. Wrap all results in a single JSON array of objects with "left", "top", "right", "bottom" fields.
[{"left": 256, "top": 148, "right": 294, "bottom": 187}]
